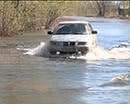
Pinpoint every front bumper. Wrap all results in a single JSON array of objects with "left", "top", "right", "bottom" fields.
[{"left": 48, "top": 45, "right": 89, "bottom": 55}]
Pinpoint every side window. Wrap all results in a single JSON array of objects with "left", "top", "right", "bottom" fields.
[
  {"left": 87, "top": 24, "right": 93, "bottom": 35},
  {"left": 88, "top": 24, "right": 93, "bottom": 31},
  {"left": 53, "top": 24, "right": 59, "bottom": 34}
]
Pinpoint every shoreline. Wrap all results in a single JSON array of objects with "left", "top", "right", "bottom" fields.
[
  {"left": 0, "top": 16, "right": 129, "bottom": 38},
  {"left": 89, "top": 15, "right": 130, "bottom": 20}
]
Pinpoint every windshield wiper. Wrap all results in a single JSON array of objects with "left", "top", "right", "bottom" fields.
[
  {"left": 55, "top": 32, "right": 70, "bottom": 34},
  {"left": 55, "top": 32, "right": 84, "bottom": 35}
]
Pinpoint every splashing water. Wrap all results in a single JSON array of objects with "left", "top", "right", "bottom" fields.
[
  {"left": 76, "top": 45, "right": 130, "bottom": 60},
  {"left": 17, "top": 41, "right": 130, "bottom": 60},
  {"left": 17, "top": 41, "right": 50, "bottom": 57},
  {"left": 98, "top": 73, "right": 130, "bottom": 87}
]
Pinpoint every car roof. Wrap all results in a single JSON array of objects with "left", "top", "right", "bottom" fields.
[{"left": 58, "top": 21, "right": 89, "bottom": 24}]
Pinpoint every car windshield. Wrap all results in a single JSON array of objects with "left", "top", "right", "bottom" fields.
[{"left": 53, "top": 23, "right": 87, "bottom": 35}]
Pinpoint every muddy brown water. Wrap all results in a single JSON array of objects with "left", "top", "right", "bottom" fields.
[{"left": 0, "top": 17, "right": 130, "bottom": 104}]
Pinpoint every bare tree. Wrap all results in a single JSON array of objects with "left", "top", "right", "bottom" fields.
[
  {"left": 95, "top": 1, "right": 111, "bottom": 16},
  {"left": 0, "top": 1, "right": 121, "bottom": 37},
  {"left": 76, "top": 1, "right": 114, "bottom": 17},
  {"left": 36, "top": 1, "right": 74, "bottom": 29}
]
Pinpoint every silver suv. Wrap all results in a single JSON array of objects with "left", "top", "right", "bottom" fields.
[{"left": 47, "top": 21, "right": 97, "bottom": 55}]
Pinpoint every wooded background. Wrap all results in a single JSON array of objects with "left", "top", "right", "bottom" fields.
[{"left": 0, "top": 1, "right": 129, "bottom": 36}]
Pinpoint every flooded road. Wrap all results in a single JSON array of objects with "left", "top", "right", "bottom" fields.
[{"left": 0, "top": 17, "right": 130, "bottom": 104}]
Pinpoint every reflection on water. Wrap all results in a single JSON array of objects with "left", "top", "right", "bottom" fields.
[{"left": 0, "top": 17, "right": 130, "bottom": 104}]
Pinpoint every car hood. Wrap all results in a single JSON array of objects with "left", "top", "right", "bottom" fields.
[{"left": 50, "top": 35, "right": 91, "bottom": 42}]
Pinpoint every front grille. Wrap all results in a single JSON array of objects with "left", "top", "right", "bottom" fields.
[
  {"left": 64, "top": 42, "right": 75, "bottom": 46},
  {"left": 64, "top": 42, "right": 68, "bottom": 46},
  {"left": 70, "top": 42, "right": 75, "bottom": 46},
  {"left": 63, "top": 42, "right": 75, "bottom": 46}
]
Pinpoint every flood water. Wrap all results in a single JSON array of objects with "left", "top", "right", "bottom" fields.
[{"left": 0, "top": 17, "right": 130, "bottom": 104}]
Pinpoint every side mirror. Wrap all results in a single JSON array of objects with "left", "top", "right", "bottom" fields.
[
  {"left": 48, "top": 31, "right": 53, "bottom": 35},
  {"left": 92, "top": 30, "right": 97, "bottom": 34}
]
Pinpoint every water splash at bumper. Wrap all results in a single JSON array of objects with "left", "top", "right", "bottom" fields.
[{"left": 18, "top": 41, "right": 130, "bottom": 60}]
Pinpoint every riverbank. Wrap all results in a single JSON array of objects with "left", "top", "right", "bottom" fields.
[
  {"left": 0, "top": 16, "right": 130, "bottom": 38},
  {"left": 86, "top": 15, "right": 130, "bottom": 20},
  {"left": 104, "top": 15, "right": 130, "bottom": 20}
]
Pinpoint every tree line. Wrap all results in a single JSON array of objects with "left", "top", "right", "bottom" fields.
[{"left": 0, "top": 1, "right": 129, "bottom": 36}]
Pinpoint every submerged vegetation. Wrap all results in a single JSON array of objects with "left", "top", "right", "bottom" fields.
[{"left": 0, "top": 1, "right": 129, "bottom": 36}]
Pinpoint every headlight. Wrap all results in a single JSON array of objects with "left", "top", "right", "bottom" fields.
[
  {"left": 50, "top": 41, "right": 57, "bottom": 45},
  {"left": 50, "top": 41, "right": 63, "bottom": 46},
  {"left": 78, "top": 42, "right": 87, "bottom": 45}
]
